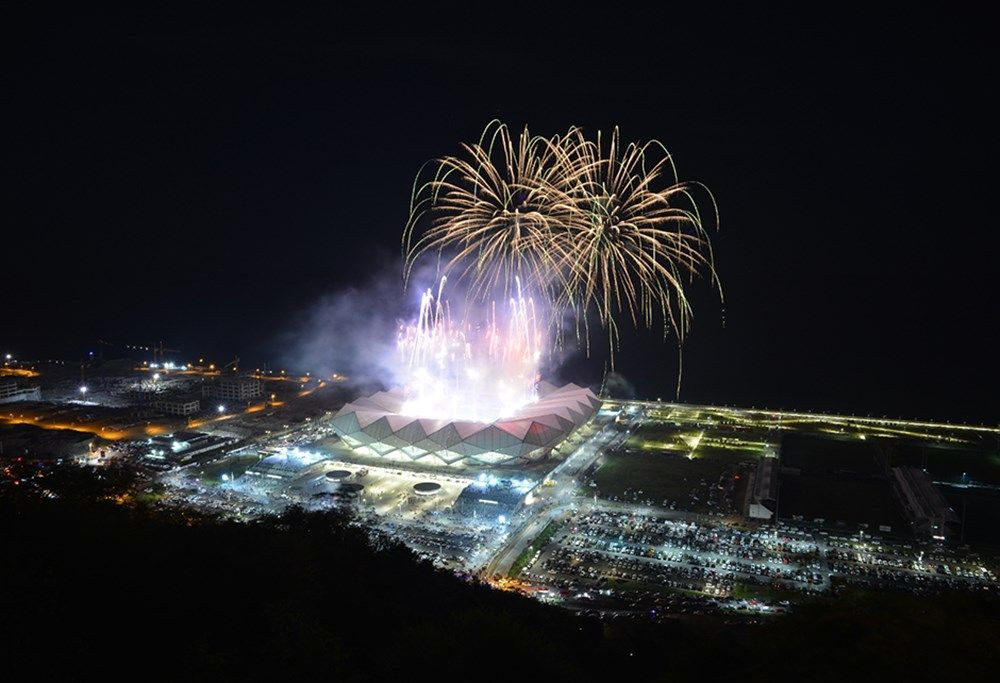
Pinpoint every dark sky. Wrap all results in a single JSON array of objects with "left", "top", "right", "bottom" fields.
[{"left": 8, "top": 6, "right": 997, "bottom": 423}]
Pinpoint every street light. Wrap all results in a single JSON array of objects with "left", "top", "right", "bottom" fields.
[
  {"left": 79, "top": 385, "right": 88, "bottom": 395},
  {"left": 217, "top": 404, "right": 225, "bottom": 414}
]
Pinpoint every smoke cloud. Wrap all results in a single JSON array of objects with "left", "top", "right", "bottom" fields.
[
  {"left": 275, "top": 259, "right": 413, "bottom": 391},
  {"left": 274, "top": 257, "right": 584, "bottom": 400}
]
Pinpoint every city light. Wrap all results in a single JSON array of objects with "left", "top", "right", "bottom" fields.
[
  {"left": 79, "top": 386, "right": 88, "bottom": 394},
  {"left": 217, "top": 404, "right": 225, "bottom": 413},
  {"left": 153, "top": 373, "right": 161, "bottom": 381}
]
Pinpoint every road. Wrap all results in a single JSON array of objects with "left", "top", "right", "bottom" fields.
[
  {"left": 480, "top": 411, "right": 642, "bottom": 579},
  {"left": 482, "top": 505, "right": 567, "bottom": 578}
]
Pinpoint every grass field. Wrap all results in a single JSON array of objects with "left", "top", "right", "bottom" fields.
[
  {"left": 780, "top": 433, "right": 883, "bottom": 476},
  {"left": 604, "top": 577, "right": 704, "bottom": 597},
  {"left": 592, "top": 451, "right": 736, "bottom": 511},
  {"left": 511, "top": 520, "right": 563, "bottom": 577},
  {"left": 730, "top": 582, "right": 815, "bottom": 605}
]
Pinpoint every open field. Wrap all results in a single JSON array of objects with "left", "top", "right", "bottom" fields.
[
  {"left": 778, "top": 475, "right": 906, "bottom": 531},
  {"left": 627, "top": 422, "right": 774, "bottom": 462},
  {"left": 779, "top": 433, "right": 883, "bottom": 476},
  {"left": 591, "top": 451, "right": 741, "bottom": 512},
  {"left": 941, "top": 487, "right": 1000, "bottom": 549}
]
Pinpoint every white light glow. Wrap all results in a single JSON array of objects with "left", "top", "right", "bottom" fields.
[{"left": 396, "top": 277, "right": 542, "bottom": 422}]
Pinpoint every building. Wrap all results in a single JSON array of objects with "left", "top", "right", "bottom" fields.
[
  {"left": 153, "top": 396, "right": 200, "bottom": 416},
  {"left": 245, "top": 447, "right": 327, "bottom": 481},
  {"left": 891, "top": 466, "right": 959, "bottom": 541},
  {"left": 141, "top": 431, "right": 235, "bottom": 469},
  {"left": 331, "top": 382, "right": 601, "bottom": 468},
  {"left": 747, "top": 456, "right": 780, "bottom": 520},
  {"left": 202, "top": 375, "right": 263, "bottom": 402},
  {"left": 0, "top": 381, "right": 41, "bottom": 403},
  {"left": 453, "top": 475, "right": 535, "bottom": 520}
]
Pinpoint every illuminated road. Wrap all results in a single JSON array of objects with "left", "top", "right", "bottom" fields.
[
  {"left": 481, "top": 412, "right": 637, "bottom": 578},
  {"left": 482, "top": 505, "right": 570, "bottom": 578},
  {"left": 616, "top": 399, "right": 999, "bottom": 436}
]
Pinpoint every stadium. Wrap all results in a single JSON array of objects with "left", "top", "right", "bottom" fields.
[{"left": 330, "top": 382, "right": 600, "bottom": 467}]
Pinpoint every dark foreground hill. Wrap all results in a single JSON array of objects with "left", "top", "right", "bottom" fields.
[{"left": 2, "top": 494, "right": 999, "bottom": 680}]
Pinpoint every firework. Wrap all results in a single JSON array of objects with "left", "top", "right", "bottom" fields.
[
  {"left": 402, "top": 120, "right": 582, "bottom": 302},
  {"left": 558, "top": 126, "right": 720, "bottom": 359},
  {"left": 403, "top": 122, "right": 720, "bottom": 389},
  {"left": 396, "top": 277, "right": 542, "bottom": 422}
]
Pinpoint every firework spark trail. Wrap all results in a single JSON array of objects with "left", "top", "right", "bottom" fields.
[
  {"left": 402, "top": 120, "right": 583, "bottom": 303},
  {"left": 556, "top": 126, "right": 721, "bottom": 372}
]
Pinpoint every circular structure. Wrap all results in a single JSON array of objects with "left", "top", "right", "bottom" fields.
[
  {"left": 325, "top": 469, "right": 352, "bottom": 480},
  {"left": 338, "top": 482, "right": 364, "bottom": 495},
  {"left": 413, "top": 481, "right": 442, "bottom": 496}
]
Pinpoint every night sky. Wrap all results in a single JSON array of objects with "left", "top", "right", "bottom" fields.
[{"left": 8, "top": 7, "right": 996, "bottom": 423}]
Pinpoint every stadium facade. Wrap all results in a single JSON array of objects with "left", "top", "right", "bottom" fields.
[{"left": 330, "top": 382, "right": 600, "bottom": 467}]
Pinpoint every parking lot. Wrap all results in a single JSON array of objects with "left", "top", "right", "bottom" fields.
[{"left": 514, "top": 503, "right": 998, "bottom": 619}]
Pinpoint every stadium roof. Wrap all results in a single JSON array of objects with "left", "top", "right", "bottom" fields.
[{"left": 331, "top": 382, "right": 600, "bottom": 467}]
